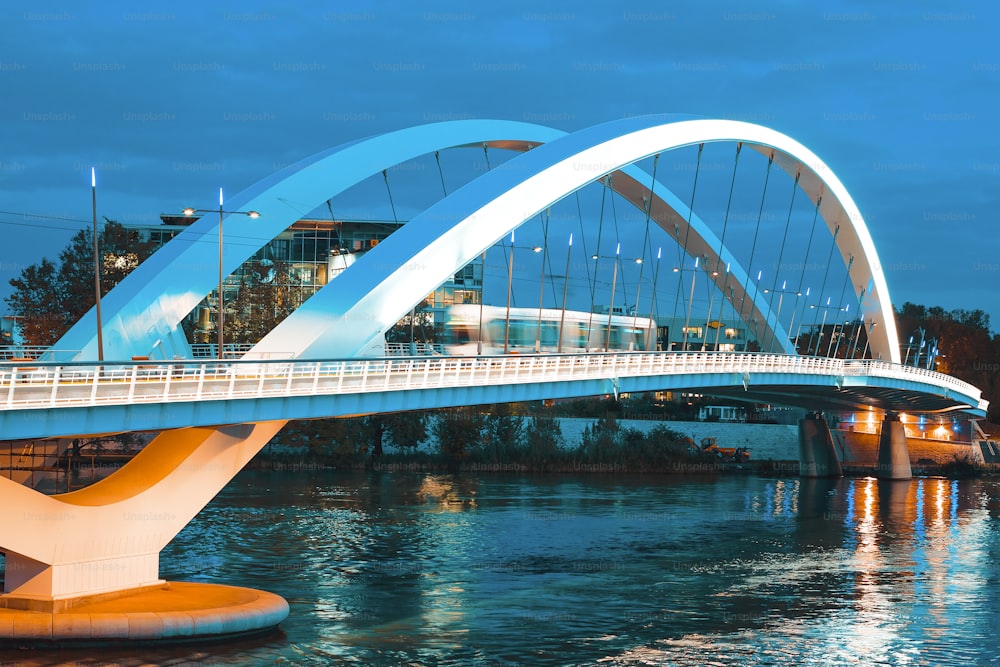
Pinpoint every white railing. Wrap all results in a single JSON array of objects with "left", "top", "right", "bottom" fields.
[
  {"left": 384, "top": 342, "right": 445, "bottom": 356},
  {"left": 0, "top": 352, "right": 984, "bottom": 413}
]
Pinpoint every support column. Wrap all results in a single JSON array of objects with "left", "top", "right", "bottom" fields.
[
  {"left": 0, "top": 421, "right": 287, "bottom": 603},
  {"left": 876, "top": 412, "right": 912, "bottom": 480},
  {"left": 798, "top": 412, "right": 843, "bottom": 478}
]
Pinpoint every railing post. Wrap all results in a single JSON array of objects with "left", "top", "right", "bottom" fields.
[
  {"left": 48, "top": 366, "right": 62, "bottom": 406},
  {"left": 163, "top": 363, "right": 172, "bottom": 400},
  {"left": 90, "top": 366, "right": 100, "bottom": 405},
  {"left": 128, "top": 365, "right": 138, "bottom": 402},
  {"left": 196, "top": 364, "right": 206, "bottom": 399},
  {"left": 5, "top": 368, "right": 15, "bottom": 408}
]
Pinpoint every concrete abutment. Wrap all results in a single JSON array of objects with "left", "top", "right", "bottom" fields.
[{"left": 798, "top": 413, "right": 843, "bottom": 478}]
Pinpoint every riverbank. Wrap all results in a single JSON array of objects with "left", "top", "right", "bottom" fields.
[{"left": 258, "top": 417, "right": 994, "bottom": 478}]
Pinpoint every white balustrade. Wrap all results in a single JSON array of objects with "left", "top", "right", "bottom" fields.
[{"left": 0, "top": 351, "right": 983, "bottom": 413}]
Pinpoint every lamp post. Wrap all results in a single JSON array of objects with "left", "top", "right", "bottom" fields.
[
  {"left": 676, "top": 257, "right": 702, "bottom": 351},
  {"left": 807, "top": 298, "right": 846, "bottom": 357},
  {"left": 760, "top": 280, "right": 801, "bottom": 353},
  {"left": 862, "top": 321, "right": 877, "bottom": 359},
  {"left": 605, "top": 244, "right": 620, "bottom": 352},
  {"left": 557, "top": 234, "right": 573, "bottom": 353},
  {"left": 183, "top": 188, "right": 260, "bottom": 359},
  {"left": 830, "top": 303, "right": 851, "bottom": 358},
  {"left": 477, "top": 250, "right": 486, "bottom": 355},
  {"left": 531, "top": 243, "right": 544, "bottom": 353},
  {"left": 503, "top": 231, "right": 515, "bottom": 354},
  {"left": 646, "top": 247, "right": 662, "bottom": 351},
  {"left": 91, "top": 167, "right": 104, "bottom": 361}
]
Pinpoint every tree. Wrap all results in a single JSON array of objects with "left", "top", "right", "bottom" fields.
[
  {"left": 385, "top": 301, "right": 436, "bottom": 350},
  {"left": 524, "top": 415, "right": 563, "bottom": 470},
  {"left": 383, "top": 411, "right": 429, "bottom": 452},
  {"left": 6, "top": 258, "right": 63, "bottom": 345},
  {"left": 896, "top": 302, "right": 999, "bottom": 423},
  {"left": 6, "top": 219, "right": 156, "bottom": 346},
  {"left": 481, "top": 403, "right": 525, "bottom": 464},
  {"left": 432, "top": 408, "right": 485, "bottom": 470},
  {"left": 225, "top": 258, "right": 297, "bottom": 344}
]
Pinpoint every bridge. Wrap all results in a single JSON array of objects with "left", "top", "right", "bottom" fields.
[{"left": 0, "top": 115, "right": 988, "bottom": 641}]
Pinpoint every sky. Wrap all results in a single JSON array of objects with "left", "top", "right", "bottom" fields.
[{"left": 1, "top": 1, "right": 998, "bottom": 330}]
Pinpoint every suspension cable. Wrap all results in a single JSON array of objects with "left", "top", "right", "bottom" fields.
[
  {"left": 788, "top": 194, "right": 823, "bottom": 352},
  {"left": 679, "top": 144, "right": 705, "bottom": 350},
  {"left": 607, "top": 174, "right": 627, "bottom": 312},
  {"left": 808, "top": 225, "right": 841, "bottom": 355},
  {"left": 738, "top": 151, "right": 774, "bottom": 336},
  {"left": 632, "top": 155, "right": 659, "bottom": 334},
  {"left": 382, "top": 170, "right": 399, "bottom": 224},
  {"left": 826, "top": 255, "right": 855, "bottom": 357},
  {"left": 708, "top": 143, "right": 741, "bottom": 350},
  {"left": 574, "top": 191, "right": 594, "bottom": 305},
  {"left": 434, "top": 150, "right": 448, "bottom": 196},
  {"left": 762, "top": 170, "right": 801, "bottom": 351},
  {"left": 587, "top": 176, "right": 610, "bottom": 342}
]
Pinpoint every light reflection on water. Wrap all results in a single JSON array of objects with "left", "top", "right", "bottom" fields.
[{"left": 3, "top": 472, "right": 1000, "bottom": 666}]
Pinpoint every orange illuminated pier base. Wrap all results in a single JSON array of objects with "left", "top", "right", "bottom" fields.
[{"left": 0, "top": 582, "right": 287, "bottom": 643}]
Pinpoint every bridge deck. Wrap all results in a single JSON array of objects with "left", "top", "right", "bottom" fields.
[{"left": 0, "top": 352, "right": 985, "bottom": 441}]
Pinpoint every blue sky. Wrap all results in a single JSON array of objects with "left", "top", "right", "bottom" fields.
[{"left": 1, "top": 1, "right": 997, "bottom": 328}]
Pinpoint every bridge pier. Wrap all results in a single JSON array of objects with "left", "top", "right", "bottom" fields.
[
  {"left": 876, "top": 412, "right": 912, "bottom": 480},
  {"left": 797, "top": 412, "right": 843, "bottom": 478},
  {"left": 0, "top": 421, "right": 290, "bottom": 642}
]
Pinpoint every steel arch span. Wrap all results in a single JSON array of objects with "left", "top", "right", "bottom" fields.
[
  {"left": 251, "top": 116, "right": 899, "bottom": 363},
  {"left": 53, "top": 120, "right": 566, "bottom": 361},
  {"left": 55, "top": 117, "right": 789, "bottom": 362}
]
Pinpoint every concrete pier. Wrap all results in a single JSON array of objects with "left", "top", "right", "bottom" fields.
[
  {"left": 798, "top": 412, "right": 843, "bottom": 478},
  {"left": 876, "top": 412, "right": 912, "bottom": 480}
]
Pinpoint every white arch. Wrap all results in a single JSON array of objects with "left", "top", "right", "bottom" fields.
[{"left": 252, "top": 117, "right": 898, "bottom": 362}]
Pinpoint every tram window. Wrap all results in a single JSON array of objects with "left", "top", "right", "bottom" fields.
[
  {"left": 541, "top": 322, "right": 560, "bottom": 347},
  {"left": 448, "top": 325, "right": 473, "bottom": 344}
]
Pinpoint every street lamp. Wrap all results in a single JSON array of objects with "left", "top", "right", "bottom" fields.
[
  {"left": 183, "top": 188, "right": 260, "bottom": 359},
  {"left": 760, "top": 280, "right": 801, "bottom": 352},
  {"left": 676, "top": 256, "right": 702, "bottom": 351},
  {"left": 807, "top": 298, "right": 847, "bottom": 357},
  {"left": 557, "top": 234, "right": 573, "bottom": 353},
  {"left": 91, "top": 167, "right": 104, "bottom": 361},
  {"left": 645, "top": 247, "right": 662, "bottom": 351}
]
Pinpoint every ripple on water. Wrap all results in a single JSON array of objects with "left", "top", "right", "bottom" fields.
[{"left": 2, "top": 472, "right": 999, "bottom": 666}]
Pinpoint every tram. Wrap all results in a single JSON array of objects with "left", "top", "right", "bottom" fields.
[{"left": 442, "top": 304, "right": 655, "bottom": 355}]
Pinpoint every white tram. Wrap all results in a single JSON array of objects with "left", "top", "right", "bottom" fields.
[{"left": 442, "top": 304, "right": 655, "bottom": 355}]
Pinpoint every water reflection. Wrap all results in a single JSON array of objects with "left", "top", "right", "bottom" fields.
[{"left": 1, "top": 472, "right": 998, "bottom": 666}]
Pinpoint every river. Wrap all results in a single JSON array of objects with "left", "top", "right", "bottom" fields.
[{"left": 4, "top": 470, "right": 1000, "bottom": 666}]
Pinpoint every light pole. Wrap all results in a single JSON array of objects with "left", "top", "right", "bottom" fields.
[
  {"left": 677, "top": 257, "right": 702, "bottom": 351},
  {"left": 646, "top": 247, "right": 662, "bottom": 351},
  {"left": 830, "top": 304, "right": 852, "bottom": 358},
  {"left": 503, "top": 231, "right": 515, "bottom": 354},
  {"left": 761, "top": 280, "right": 801, "bottom": 352},
  {"left": 183, "top": 188, "right": 260, "bottom": 359},
  {"left": 477, "top": 250, "right": 486, "bottom": 355},
  {"left": 557, "top": 234, "right": 572, "bottom": 353},
  {"left": 531, "top": 243, "right": 544, "bottom": 353},
  {"left": 605, "top": 244, "right": 620, "bottom": 352},
  {"left": 807, "top": 298, "right": 846, "bottom": 357},
  {"left": 91, "top": 167, "right": 104, "bottom": 361},
  {"left": 862, "top": 321, "right": 877, "bottom": 359}
]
